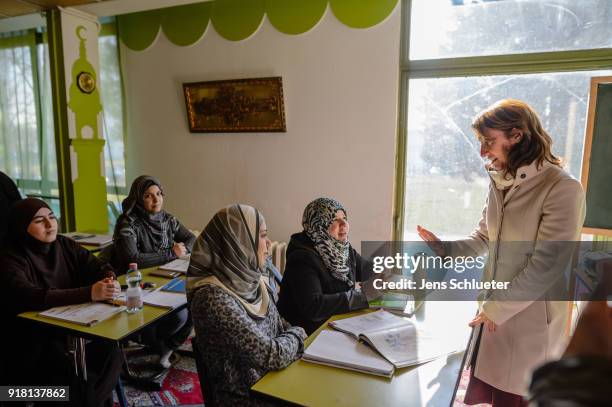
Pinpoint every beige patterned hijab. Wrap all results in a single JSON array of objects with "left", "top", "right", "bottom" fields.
[{"left": 186, "top": 204, "right": 270, "bottom": 318}]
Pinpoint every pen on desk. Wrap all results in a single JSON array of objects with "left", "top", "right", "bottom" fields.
[{"left": 73, "top": 233, "right": 96, "bottom": 240}]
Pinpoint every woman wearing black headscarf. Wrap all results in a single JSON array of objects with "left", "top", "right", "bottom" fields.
[
  {"left": 277, "top": 197, "right": 375, "bottom": 334},
  {"left": 0, "top": 171, "right": 22, "bottom": 248},
  {"left": 109, "top": 175, "right": 195, "bottom": 367},
  {"left": 0, "top": 198, "right": 123, "bottom": 407},
  {"left": 111, "top": 175, "right": 195, "bottom": 271},
  {"left": 187, "top": 204, "right": 306, "bottom": 405}
]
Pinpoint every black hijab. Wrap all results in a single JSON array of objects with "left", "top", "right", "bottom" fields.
[
  {"left": 7, "top": 198, "right": 72, "bottom": 289},
  {"left": 0, "top": 171, "right": 22, "bottom": 247}
]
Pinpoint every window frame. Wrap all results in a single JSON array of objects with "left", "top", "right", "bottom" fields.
[{"left": 393, "top": 0, "right": 612, "bottom": 240}]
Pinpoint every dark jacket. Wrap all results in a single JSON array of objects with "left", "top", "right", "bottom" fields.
[
  {"left": 108, "top": 212, "right": 195, "bottom": 272},
  {"left": 0, "top": 236, "right": 116, "bottom": 386},
  {"left": 0, "top": 171, "right": 21, "bottom": 249},
  {"left": 277, "top": 232, "right": 371, "bottom": 334}
]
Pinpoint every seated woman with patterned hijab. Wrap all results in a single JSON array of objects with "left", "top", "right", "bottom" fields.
[
  {"left": 278, "top": 197, "right": 378, "bottom": 334},
  {"left": 187, "top": 204, "right": 306, "bottom": 406}
]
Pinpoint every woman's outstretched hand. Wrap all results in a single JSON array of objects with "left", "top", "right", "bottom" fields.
[{"left": 416, "top": 225, "right": 446, "bottom": 257}]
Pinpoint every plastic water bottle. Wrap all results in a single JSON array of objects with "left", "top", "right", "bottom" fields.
[{"left": 126, "top": 263, "right": 143, "bottom": 313}]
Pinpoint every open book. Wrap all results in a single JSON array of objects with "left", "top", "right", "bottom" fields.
[
  {"left": 62, "top": 233, "right": 113, "bottom": 247},
  {"left": 39, "top": 302, "right": 125, "bottom": 326},
  {"left": 113, "top": 287, "right": 187, "bottom": 309},
  {"left": 302, "top": 330, "right": 394, "bottom": 378},
  {"left": 158, "top": 257, "right": 190, "bottom": 273},
  {"left": 329, "top": 310, "right": 459, "bottom": 369}
]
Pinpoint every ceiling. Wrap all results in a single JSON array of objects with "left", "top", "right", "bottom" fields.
[{"left": 0, "top": 1, "right": 111, "bottom": 19}]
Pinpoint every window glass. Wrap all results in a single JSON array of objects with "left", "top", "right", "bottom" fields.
[
  {"left": 410, "top": 0, "right": 612, "bottom": 60},
  {"left": 99, "top": 33, "right": 126, "bottom": 191},
  {"left": 0, "top": 33, "right": 41, "bottom": 182},
  {"left": 403, "top": 70, "right": 612, "bottom": 240}
]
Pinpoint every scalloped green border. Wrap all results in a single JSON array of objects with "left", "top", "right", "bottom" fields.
[
  {"left": 330, "top": 0, "right": 398, "bottom": 29},
  {"left": 266, "top": 0, "right": 327, "bottom": 35},
  {"left": 118, "top": 0, "right": 398, "bottom": 50},
  {"left": 162, "top": 2, "right": 212, "bottom": 46},
  {"left": 117, "top": 9, "right": 162, "bottom": 51}
]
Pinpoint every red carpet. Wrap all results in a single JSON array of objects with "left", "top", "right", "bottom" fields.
[{"left": 115, "top": 339, "right": 204, "bottom": 406}]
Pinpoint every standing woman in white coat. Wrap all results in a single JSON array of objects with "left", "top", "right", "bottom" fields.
[{"left": 418, "top": 99, "right": 585, "bottom": 406}]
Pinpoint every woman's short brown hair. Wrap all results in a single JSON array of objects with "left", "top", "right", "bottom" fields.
[{"left": 472, "top": 99, "right": 561, "bottom": 177}]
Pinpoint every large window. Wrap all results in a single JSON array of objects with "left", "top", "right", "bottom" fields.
[
  {"left": 0, "top": 22, "right": 126, "bottom": 228},
  {"left": 400, "top": 0, "right": 612, "bottom": 240}
]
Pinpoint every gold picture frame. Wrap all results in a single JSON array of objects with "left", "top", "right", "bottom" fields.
[{"left": 183, "top": 76, "right": 287, "bottom": 133}]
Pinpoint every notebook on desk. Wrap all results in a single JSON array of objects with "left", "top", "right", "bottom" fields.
[
  {"left": 63, "top": 232, "right": 113, "bottom": 247},
  {"left": 331, "top": 310, "right": 460, "bottom": 368},
  {"left": 303, "top": 330, "right": 395, "bottom": 378},
  {"left": 39, "top": 302, "right": 125, "bottom": 326},
  {"left": 158, "top": 257, "right": 190, "bottom": 273},
  {"left": 302, "top": 310, "right": 461, "bottom": 376},
  {"left": 161, "top": 278, "right": 186, "bottom": 293}
]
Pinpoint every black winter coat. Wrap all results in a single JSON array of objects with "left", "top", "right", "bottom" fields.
[{"left": 277, "top": 232, "right": 371, "bottom": 334}]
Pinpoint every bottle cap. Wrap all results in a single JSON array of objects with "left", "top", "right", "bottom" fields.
[{"left": 129, "top": 263, "right": 138, "bottom": 270}]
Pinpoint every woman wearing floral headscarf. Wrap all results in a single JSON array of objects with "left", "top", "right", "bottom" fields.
[
  {"left": 187, "top": 204, "right": 305, "bottom": 405},
  {"left": 277, "top": 198, "right": 374, "bottom": 334}
]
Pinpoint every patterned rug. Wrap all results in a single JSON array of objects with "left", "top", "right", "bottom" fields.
[
  {"left": 453, "top": 367, "right": 489, "bottom": 407},
  {"left": 115, "top": 339, "right": 204, "bottom": 407}
]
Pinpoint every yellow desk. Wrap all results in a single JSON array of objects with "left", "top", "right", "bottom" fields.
[
  {"left": 18, "top": 268, "right": 183, "bottom": 342},
  {"left": 251, "top": 301, "right": 476, "bottom": 407}
]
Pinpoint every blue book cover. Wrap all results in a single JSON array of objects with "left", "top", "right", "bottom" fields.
[{"left": 161, "top": 278, "right": 186, "bottom": 293}]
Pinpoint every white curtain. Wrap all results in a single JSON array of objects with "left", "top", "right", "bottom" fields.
[{"left": 0, "top": 30, "right": 44, "bottom": 187}]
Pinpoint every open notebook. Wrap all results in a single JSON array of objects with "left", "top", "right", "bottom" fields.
[
  {"left": 329, "top": 310, "right": 460, "bottom": 368},
  {"left": 62, "top": 233, "right": 113, "bottom": 247},
  {"left": 158, "top": 257, "right": 190, "bottom": 273},
  {"left": 39, "top": 302, "right": 125, "bottom": 326},
  {"left": 302, "top": 310, "right": 460, "bottom": 376},
  {"left": 303, "top": 330, "right": 395, "bottom": 378},
  {"left": 113, "top": 287, "right": 187, "bottom": 309}
]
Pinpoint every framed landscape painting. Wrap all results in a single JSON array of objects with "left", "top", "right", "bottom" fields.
[{"left": 183, "top": 76, "right": 287, "bottom": 133}]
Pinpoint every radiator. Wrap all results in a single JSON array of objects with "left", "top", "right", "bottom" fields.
[{"left": 270, "top": 241, "right": 288, "bottom": 275}]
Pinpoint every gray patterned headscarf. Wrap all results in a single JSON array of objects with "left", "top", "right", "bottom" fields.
[
  {"left": 302, "top": 198, "right": 351, "bottom": 286},
  {"left": 187, "top": 204, "right": 269, "bottom": 318},
  {"left": 117, "top": 175, "right": 170, "bottom": 249}
]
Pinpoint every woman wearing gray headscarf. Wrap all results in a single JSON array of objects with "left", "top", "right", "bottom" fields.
[
  {"left": 277, "top": 197, "right": 374, "bottom": 334},
  {"left": 187, "top": 204, "right": 306, "bottom": 406},
  {"left": 111, "top": 175, "right": 196, "bottom": 271},
  {"left": 109, "top": 175, "right": 195, "bottom": 367}
]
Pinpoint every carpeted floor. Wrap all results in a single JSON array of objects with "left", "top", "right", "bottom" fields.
[
  {"left": 453, "top": 367, "right": 489, "bottom": 407},
  {"left": 115, "top": 339, "right": 204, "bottom": 407}
]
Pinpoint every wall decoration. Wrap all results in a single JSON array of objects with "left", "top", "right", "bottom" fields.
[
  {"left": 183, "top": 76, "right": 287, "bottom": 133},
  {"left": 118, "top": 0, "right": 399, "bottom": 49}
]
